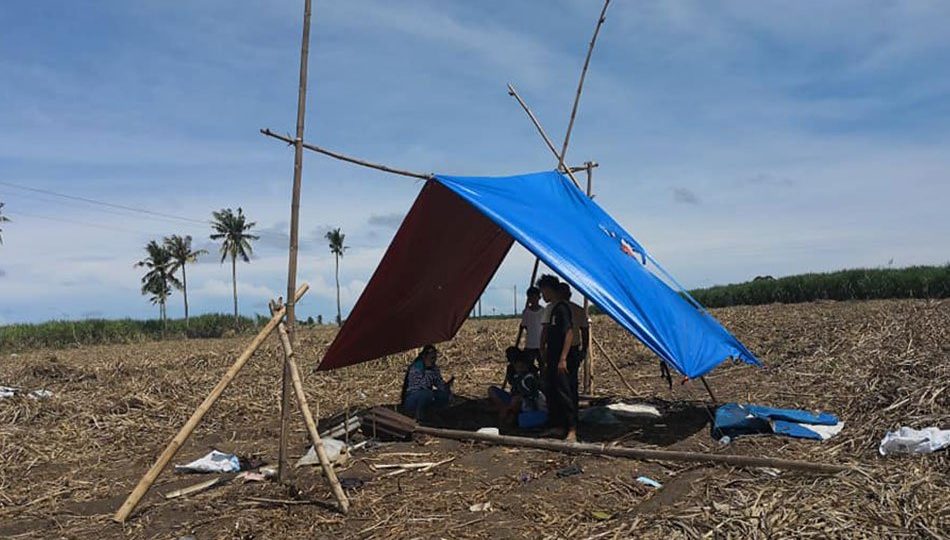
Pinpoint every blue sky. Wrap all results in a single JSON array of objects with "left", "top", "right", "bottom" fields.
[{"left": 1, "top": 0, "right": 948, "bottom": 324}]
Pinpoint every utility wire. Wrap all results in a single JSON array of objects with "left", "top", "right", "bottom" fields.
[
  {"left": 5, "top": 210, "right": 164, "bottom": 236},
  {"left": 0, "top": 180, "right": 207, "bottom": 226},
  {"left": 0, "top": 181, "right": 286, "bottom": 241}
]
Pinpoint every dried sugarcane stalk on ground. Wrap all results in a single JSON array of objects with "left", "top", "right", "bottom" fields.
[{"left": 0, "top": 299, "right": 946, "bottom": 538}]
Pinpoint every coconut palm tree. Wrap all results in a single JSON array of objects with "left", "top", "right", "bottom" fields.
[
  {"left": 165, "top": 234, "right": 207, "bottom": 328},
  {"left": 136, "top": 240, "right": 180, "bottom": 335},
  {"left": 210, "top": 208, "right": 258, "bottom": 324},
  {"left": 0, "top": 202, "right": 10, "bottom": 245},
  {"left": 325, "top": 227, "right": 347, "bottom": 326}
]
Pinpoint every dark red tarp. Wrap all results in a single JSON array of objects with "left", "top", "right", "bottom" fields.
[{"left": 317, "top": 180, "right": 513, "bottom": 371}]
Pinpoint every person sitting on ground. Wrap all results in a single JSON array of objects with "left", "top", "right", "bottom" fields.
[
  {"left": 518, "top": 286, "right": 544, "bottom": 368},
  {"left": 401, "top": 344, "right": 454, "bottom": 420},
  {"left": 488, "top": 348, "right": 547, "bottom": 429}
]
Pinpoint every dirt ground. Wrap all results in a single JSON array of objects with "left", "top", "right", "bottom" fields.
[{"left": 0, "top": 299, "right": 947, "bottom": 539}]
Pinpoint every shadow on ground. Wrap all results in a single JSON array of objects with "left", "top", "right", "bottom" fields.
[{"left": 400, "top": 395, "right": 711, "bottom": 447}]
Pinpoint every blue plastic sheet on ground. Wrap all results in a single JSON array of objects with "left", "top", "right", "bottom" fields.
[{"left": 714, "top": 403, "right": 842, "bottom": 441}]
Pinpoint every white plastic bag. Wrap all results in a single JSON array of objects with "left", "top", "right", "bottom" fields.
[
  {"left": 174, "top": 450, "right": 241, "bottom": 473},
  {"left": 879, "top": 427, "right": 950, "bottom": 456},
  {"left": 295, "top": 438, "right": 348, "bottom": 468}
]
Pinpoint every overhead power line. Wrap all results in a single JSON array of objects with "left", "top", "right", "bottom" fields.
[
  {"left": 0, "top": 180, "right": 286, "bottom": 241},
  {"left": 0, "top": 180, "right": 207, "bottom": 226}
]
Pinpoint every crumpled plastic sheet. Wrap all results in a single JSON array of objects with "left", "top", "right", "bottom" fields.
[
  {"left": 879, "top": 427, "right": 950, "bottom": 455},
  {"left": 174, "top": 450, "right": 241, "bottom": 473}
]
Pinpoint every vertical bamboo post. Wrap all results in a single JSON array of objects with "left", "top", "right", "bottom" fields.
[
  {"left": 280, "top": 0, "right": 313, "bottom": 484},
  {"left": 276, "top": 322, "right": 349, "bottom": 512},
  {"left": 582, "top": 161, "right": 595, "bottom": 394},
  {"left": 113, "top": 285, "right": 310, "bottom": 523}
]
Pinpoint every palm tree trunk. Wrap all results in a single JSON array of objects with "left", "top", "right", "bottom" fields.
[
  {"left": 182, "top": 264, "right": 189, "bottom": 329},
  {"left": 161, "top": 301, "right": 167, "bottom": 338},
  {"left": 335, "top": 253, "right": 342, "bottom": 326},
  {"left": 231, "top": 255, "right": 239, "bottom": 325}
]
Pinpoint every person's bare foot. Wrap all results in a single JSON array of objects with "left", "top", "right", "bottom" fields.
[{"left": 564, "top": 429, "right": 577, "bottom": 443}]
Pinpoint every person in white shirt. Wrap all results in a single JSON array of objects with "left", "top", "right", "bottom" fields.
[{"left": 518, "top": 286, "right": 544, "bottom": 367}]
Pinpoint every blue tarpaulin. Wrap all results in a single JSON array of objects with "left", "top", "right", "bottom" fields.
[
  {"left": 714, "top": 403, "right": 842, "bottom": 441},
  {"left": 436, "top": 170, "right": 760, "bottom": 378}
]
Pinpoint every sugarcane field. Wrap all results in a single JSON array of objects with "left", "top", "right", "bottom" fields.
[
  {"left": 2, "top": 1, "right": 949, "bottom": 539},
  {"left": 0, "top": 299, "right": 946, "bottom": 538}
]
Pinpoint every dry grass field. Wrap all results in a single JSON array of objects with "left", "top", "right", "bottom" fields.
[{"left": 1, "top": 299, "right": 947, "bottom": 539}]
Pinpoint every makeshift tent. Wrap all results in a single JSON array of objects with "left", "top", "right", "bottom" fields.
[{"left": 318, "top": 170, "right": 760, "bottom": 378}]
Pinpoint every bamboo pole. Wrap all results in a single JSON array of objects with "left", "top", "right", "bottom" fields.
[
  {"left": 592, "top": 335, "right": 637, "bottom": 396},
  {"left": 113, "top": 284, "right": 310, "bottom": 523},
  {"left": 414, "top": 426, "right": 850, "bottom": 474},
  {"left": 261, "top": 129, "right": 433, "bottom": 180},
  {"left": 280, "top": 0, "right": 314, "bottom": 484},
  {"left": 582, "top": 162, "right": 595, "bottom": 394},
  {"left": 506, "top": 84, "right": 583, "bottom": 190},
  {"left": 559, "top": 0, "right": 612, "bottom": 167},
  {"left": 275, "top": 322, "right": 349, "bottom": 513}
]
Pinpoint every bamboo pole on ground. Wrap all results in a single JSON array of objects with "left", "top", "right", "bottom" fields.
[
  {"left": 113, "top": 284, "right": 310, "bottom": 523},
  {"left": 414, "top": 425, "right": 850, "bottom": 474},
  {"left": 275, "top": 322, "right": 349, "bottom": 513},
  {"left": 280, "top": 0, "right": 314, "bottom": 484}
]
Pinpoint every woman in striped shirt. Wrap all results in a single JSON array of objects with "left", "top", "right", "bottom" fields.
[{"left": 401, "top": 345, "right": 454, "bottom": 420}]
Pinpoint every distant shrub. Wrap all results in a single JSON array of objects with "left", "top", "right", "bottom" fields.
[
  {"left": 688, "top": 265, "right": 950, "bottom": 308},
  {"left": 0, "top": 314, "right": 259, "bottom": 351}
]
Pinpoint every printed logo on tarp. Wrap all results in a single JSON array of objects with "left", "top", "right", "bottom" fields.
[{"left": 600, "top": 224, "right": 644, "bottom": 263}]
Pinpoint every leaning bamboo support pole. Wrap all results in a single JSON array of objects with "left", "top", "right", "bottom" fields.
[
  {"left": 506, "top": 84, "right": 584, "bottom": 191},
  {"left": 276, "top": 322, "right": 349, "bottom": 513},
  {"left": 414, "top": 426, "right": 850, "bottom": 474},
  {"left": 281, "top": 0, "right": 314, "bottom": 484},
  {"left": 112, "top": 284, "right": 310, "bottom": 523},
  {"left": 592, "top": 335, "right": 636, "bottom": 396},
  {"left": 559, "top": 0, "right": 612, "bottom": 167},
  {"left": 261, "top": 129, "right": 433, "bottom": 180}
]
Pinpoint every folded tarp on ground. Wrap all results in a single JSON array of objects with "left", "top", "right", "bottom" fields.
[{"left": 714, "top": 403, "right": 843, "bottom": 441}]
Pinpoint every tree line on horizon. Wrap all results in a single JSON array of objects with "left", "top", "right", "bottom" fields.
[{"left": 137, "top": 207, "right": 348, "bottom": 332}]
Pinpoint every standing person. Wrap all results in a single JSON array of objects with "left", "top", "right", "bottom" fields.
[
  {"left": 558, "top": 282, "right": 590, "bottom": 368},
  {"left": 537, "top": 275, "right": 578, "bottom": 442},
  {"left": 401, "top": 345, "right": 454, "bottom": 420},
  {"left": 519, "top": 286, "right": 544, "bottom": 368}
]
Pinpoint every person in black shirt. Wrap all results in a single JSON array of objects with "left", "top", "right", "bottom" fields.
[
  {"left": 488, "top": 348, "right": 546, "bottom": 428},
  {"left": 537, "top": 274, "right": 579, "bottom": 442}
]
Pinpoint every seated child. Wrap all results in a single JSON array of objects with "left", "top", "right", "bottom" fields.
[{"left": 488, "top": 349, "right": 548, "bottom": 429}]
